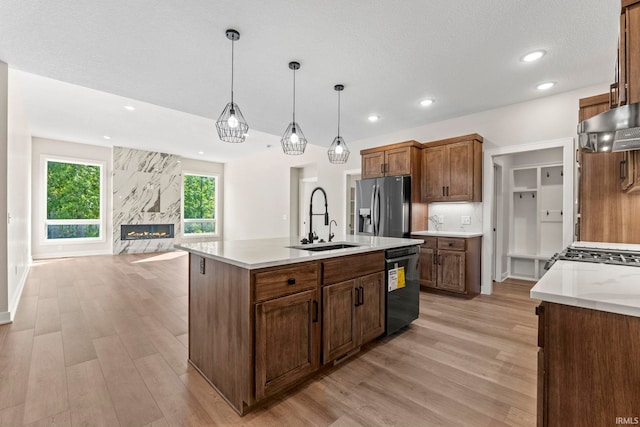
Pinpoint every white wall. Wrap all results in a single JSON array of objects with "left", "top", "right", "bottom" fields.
[
  {"left": 6, "top": 69, "right": 32, "bottom": 323},
  {"left": 31, "top": 137, "right": 113, "bottom": 259}
]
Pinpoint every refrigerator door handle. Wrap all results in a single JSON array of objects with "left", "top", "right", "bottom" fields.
[
  {"left": 374, "top": 185, "right": 381, "bottom": 236},
  {"left": 369, "top": 184, "right": 376, "bottom": 235}
]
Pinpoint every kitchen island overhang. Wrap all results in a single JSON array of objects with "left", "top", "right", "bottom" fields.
[{"left": 176, "top": 235, "right": 422, "bottom": 415}]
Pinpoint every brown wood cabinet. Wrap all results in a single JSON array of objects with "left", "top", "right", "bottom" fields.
[
  {"left": 536, "top": 302, "right": 640, "bottom": 426},
  {"left": 578, "top": 93, "right": 640, "bottom": 243},
  {"left": 360, "top": 141, "right": 421, "bottom": 179},
  {"left": 187, "top": 249, "right": 388, "bottom": 415},
  {"left": 322, "top": 251, "right": 385, "bottom": 364},
  {"left": 421, "top": 134, "right": 483, "bottom": 202},
  {"left": 613, "top": 0, "right": 640, "bottom": 107},
  {"left": 412, "top": 235, "right": 481, "bottom": 297}
]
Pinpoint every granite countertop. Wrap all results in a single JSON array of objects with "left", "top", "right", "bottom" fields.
[
  {"left": 411, "top": 230, "right": 483, "bottom": 238},
  {"left": 530, "top": 241, "right": 640, "bottom": 318},
  {"left": 175, "top": 235, "right": 423, "bottom": 270}
]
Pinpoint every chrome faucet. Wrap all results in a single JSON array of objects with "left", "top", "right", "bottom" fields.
[
  {"left": 329, "top": 220, "right": 337, "bottom": 242},
  {"left": 308, "top": 187, "right": 329, "bottom": 243}
]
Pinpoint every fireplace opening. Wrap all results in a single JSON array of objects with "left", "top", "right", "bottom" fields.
[{"left": 121, "top": 224, "right": 175, "bottom": 240}]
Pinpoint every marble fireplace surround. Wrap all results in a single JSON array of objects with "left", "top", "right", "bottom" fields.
[{"left": 113, "top": 146, "right": 181, "bottom": 254}]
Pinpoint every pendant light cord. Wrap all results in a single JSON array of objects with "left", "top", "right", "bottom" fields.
[
  {"left": 230, "top": 39, "right": 235, "bottom": 104},
  {"left": 292, "top": 68, "right": 296, "bottom": 123},
  {"left": 337, "top": 90, "right": 341, "bottom": 137}
]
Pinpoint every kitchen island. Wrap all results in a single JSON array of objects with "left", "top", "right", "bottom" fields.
[
  {"left": 176, "top": 235, "right": 422, "bottom": 415},
  {"left": 530, "top": 242, "right": 640, "bottom": 427}
]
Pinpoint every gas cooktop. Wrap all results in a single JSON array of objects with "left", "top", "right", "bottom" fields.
[{"left": 546, "top": 246, "right": 640, "bottom": 269}]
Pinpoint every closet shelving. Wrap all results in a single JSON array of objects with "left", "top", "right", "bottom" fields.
[{"left": 508, "top": 163, "right": 564, "bottom": 280}]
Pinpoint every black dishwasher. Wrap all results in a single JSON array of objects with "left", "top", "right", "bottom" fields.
[{"left": 385, "top": 245, "right": 420, "bottom": 336}]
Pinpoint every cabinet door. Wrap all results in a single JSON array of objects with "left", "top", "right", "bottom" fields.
[
  {"left": 626, "top": 3, "right": 640, "bottom": 104},
  {"left": 255, "top": 289, "right": 320, "bottom": 400},
  {"left": 436, "top": 250, "right": 466, "bottom": 293},
  {"left": 362, "top": 152, "right": 385, "bottom": 179},
  {"left": 322, "top": 280, "right": 357, "bottom": 364},
  {"left": 385, "top": 147, "right": 412, "bottom": 176},
  {"left": 422, "top": 146, "right": 447, "bottom": 202},
  {"left": 447, "top": 141, "right": 474, "bottom": 201},
  {"left": 418, "top": 246, "right": 436, "bottom": 289},
  {"left": 358, "top": 271, "right": 385, "bottom": 344}
]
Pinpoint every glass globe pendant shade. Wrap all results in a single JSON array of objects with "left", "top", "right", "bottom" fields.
[
  {"left": 215, "top": 101, "right": 249, "bottom": 143},
  {"left": 327, "top": 135, "right": 350, "bottom": 163},
  {"left": 281, "top": 121, "right": 307, "bottom": 155}
]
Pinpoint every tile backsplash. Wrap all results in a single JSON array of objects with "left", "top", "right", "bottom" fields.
[{"left": 426, "top": 202, "right": 483, "bottom": 233}]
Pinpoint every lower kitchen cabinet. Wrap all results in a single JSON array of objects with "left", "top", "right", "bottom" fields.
[
  {"left": 536, "top": 302, "right": 640, "bottom": 426},
  {"left": 255, "top": 288, "right": 320, "bottom": 400},
  {"left": 322, "top": 271, "right": 385, "bottom": 364},
  {"left": 413, "top": 235, "right": 481, "bottom": 297}
]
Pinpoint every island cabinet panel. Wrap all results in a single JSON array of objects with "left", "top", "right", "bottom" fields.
[
  {"left": 255, "top": 288, "right": 320, "bottom": 400},
  {"left": 188, "top": 254, "right": 251, "bottom": 413},
  {"left": 254, "top": 263, "right": 318, "bottom": 302},
  {"left": 322, "top": 251, "right": 384, "bottom": 284},
  {"left": 359, "top": 271, "right": 385, "bottom": 343},
  {"left": 537, "top": 302, "right": 640, "bottom": 426},
  {"left": 322, "top": 280, "right": 358, "bottom": 364}
]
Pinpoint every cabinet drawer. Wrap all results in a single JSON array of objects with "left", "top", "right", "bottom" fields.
[
  {"left": 322, "top": 251, "right": 384, "bottom": 285},
  {"left": 254, "top": 263, "right": 318, "bottom": 302},
  {"left": 419, "top": 237, "right": 437, "bottom": 249},
  {"left": 437, "top": 238, "right": 465, "bottom": 251}
]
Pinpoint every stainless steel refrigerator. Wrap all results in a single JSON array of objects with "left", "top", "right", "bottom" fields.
[{"left": 355, "top": 176, "right": 411, "bottom": 238}]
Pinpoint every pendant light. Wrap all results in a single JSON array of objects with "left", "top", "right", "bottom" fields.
[
  {"left": 281, "top": 61, "right": 307, "bottom": 155},
  {"left": 215, "top": 29, "right": 249, "bottom": 143},
  {"left": 327, "top": 84, "right": 350, "bottom": 164}
]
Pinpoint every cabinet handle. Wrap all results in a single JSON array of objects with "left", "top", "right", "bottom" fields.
[
  {"left": 621, "top": 159, "right": 627, "bottom": 180},
  {"left": 446, "top": 186, "right": 449, "bottom": 196},
  {"left": 380, "top": 163, "right": 384, "bottom": 174},
  {"left": 448, "top": 242, "right": 453, "bottom": 247},
  {"left": 442, "top": 186, "right": 445, "bottom": 196},
  {"left": 354, "top": 287, "right": 360, "bottom": 307},
  {"left": 359, "top": 286, "right": 364, "bottom": 305},
  {"left": 438, "top": 255, "right": 442, "bottom": 265},
  {"left": 610, "top": 82, "right": 619, "bottom": 109},
  {"left": 312, "top": 300, "right": 318, "bottom": 323},
  {"left": 199, "top": 258, "right": 205, "bottom": 275},
  {"left": 287, "top": 278, "right": 296, "bottom": 286},
  {"left": 432, "top": 253, "right": 436, "bottom": 264}
]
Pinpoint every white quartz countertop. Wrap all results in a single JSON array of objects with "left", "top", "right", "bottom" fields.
[
  {"left": 175, "top": 235, "right": 423, "bottom": 270},
  {"left": 530, "top": 259, "right": 640, "bottom": 318},
  {"left": 411, "top": 230, "right": 483, "bottom": 238}
]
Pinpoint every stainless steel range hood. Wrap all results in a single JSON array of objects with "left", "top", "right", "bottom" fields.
[{"left": 578, "top": 102, "right": 640, "bottom": 152}]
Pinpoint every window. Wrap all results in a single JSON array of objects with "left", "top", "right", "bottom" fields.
[
  {"left": 45, "top": 158, "right": 103, "bottom": 240},
  {"left": 183, "top": 173, "right": 218, "bottom": 235}
]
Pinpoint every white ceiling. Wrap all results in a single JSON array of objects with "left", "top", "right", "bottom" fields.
[{"left": 0, "top": 1, "right": 620, "bottom": 162}]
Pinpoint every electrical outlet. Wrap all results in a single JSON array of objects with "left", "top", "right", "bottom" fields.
[
  {"left": 437, "top": 215, "right": 445, "bottom": 224},
  {"left": 461, "top": 216, "right": 471, "bottom": 225}
]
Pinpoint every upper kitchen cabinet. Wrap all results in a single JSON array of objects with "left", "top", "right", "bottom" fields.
[
  {"left": 612, "top": 0, "right": 640, "bottom": 107},
  {"left": 360, "top": 140, "right": 422, "bottom": 179},
  {"left": 421, "top": 134, "right": 483, "bottom": 203}
]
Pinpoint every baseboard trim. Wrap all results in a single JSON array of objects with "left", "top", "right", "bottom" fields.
[
  {"left": 7, "top": 261, "right": 32, "bottom": 323},
  {"left": 0, "top": 311, "right": 11, "bottom": 325},
  {"left": 32, "top": 249, "right": 113, "bottom": 260}
]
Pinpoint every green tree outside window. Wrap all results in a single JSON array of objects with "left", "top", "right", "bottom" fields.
[{"left": 183, "top": 174, "right": 216, "bottom": 234}]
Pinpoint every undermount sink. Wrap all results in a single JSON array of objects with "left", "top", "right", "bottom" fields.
[{"left": 288, "top": 242, "right": 363, "bottom": 252}]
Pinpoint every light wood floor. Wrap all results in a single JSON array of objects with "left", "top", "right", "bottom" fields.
[{"left": 0, "top": 252, "right": 539, "bottom": 426}]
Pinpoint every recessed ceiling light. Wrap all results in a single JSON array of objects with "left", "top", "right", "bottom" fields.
[
  {"left": 536, "top": 82, "right": 555, "bottom": 91},
  {"left": 522, "top": 50, "right": 546, "bottom": 62},
  {"left": 103, "top": 135, "right": 112, "bottom": 140},
  {"left": 198, "top": 151, "right": 204, "bottom": 155},
  {"left": 368, "top": 115, "right": 380, "bottom": 122},
  {"left": 420, "top": 99, "right": 434, "bottom": 107},
  {"left": 124, "top": 105, "right": 135, "bottom": 111}
]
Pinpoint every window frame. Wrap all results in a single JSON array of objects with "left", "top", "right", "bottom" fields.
[
  {"left": 41, "top": 155, "right": 106, "bottom": 244},
  {"left": 182, "top": 171, "right": 219, "bottom": 238}
]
